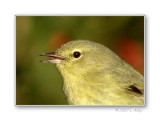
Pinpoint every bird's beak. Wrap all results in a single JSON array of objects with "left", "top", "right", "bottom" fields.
[{"left": 40, "top": 52, "right": 65, "bottom": 64}]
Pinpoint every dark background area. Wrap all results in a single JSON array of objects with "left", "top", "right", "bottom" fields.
[{"left": 16, "top": 16, "right": 144, "bottom": 105}]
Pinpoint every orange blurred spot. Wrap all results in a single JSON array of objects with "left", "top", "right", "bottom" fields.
[
  {"left": 49, "top": 31, "right": 71, "bottom": 51},
  {"left": 116, "top": 38, "right": 144, "bottom": 75}
]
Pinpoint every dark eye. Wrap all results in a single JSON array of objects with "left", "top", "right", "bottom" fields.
[{"left": 73, "top": 51, "right": 81, "bottom": 58}]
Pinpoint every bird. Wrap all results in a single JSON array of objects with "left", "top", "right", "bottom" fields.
[{"left": 40, "top": 40, "right": 144, "bottom": 105}]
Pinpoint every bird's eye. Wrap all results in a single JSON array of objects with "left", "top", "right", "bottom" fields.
[{"left": 73, "top": 51, "right": 81, "bottom": 58}]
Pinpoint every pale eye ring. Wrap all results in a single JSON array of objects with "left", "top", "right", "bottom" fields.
[{"left": 73, "top": 51, "right": 81, "bottom": 58}]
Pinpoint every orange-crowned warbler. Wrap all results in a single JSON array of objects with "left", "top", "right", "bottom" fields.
[{"left": 40, "top": 40, "right": 144, "bottom": 105}]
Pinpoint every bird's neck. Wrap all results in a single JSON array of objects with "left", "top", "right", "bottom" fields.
[{"left": 62, "top": 72, "right": 88, "bottom": 104}]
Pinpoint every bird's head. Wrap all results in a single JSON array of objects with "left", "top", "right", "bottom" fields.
[{"left": 40, "top": 40, "right": 119, "bottom": 76}]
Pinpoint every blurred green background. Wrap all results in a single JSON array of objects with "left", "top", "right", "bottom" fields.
[{"left": 16, "top": 16, "right": 144, "bottom": 105}]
